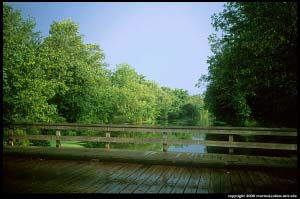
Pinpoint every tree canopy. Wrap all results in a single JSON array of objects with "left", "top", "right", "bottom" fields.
[
  {"left": 198, "top": 2, "right": 297, "bottom": 127},
  {"left": 3, "top": 4, "right": 211, "bottom": 127}
]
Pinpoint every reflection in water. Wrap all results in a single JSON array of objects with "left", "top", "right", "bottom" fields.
[
  {"left": 168, "top": 136, "right": 207, "bottom": 153},
  {"left": 81, "top": 134, "right": 207, "bottom": 153}
]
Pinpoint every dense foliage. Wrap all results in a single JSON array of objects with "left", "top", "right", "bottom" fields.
[
  {"left": 3, "top": 4, "right": 211, "bottom": 127},
  {"left": 198, "top": 2, "right": 297, "bottom": 127}
]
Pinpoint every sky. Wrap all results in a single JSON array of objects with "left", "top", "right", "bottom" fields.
[{"left": 7, "top": 2, "right": 225, "bottom": 95}]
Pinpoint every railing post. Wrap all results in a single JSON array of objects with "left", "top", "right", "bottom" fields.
[
  {"left": 56, "top": 130, "right": 61, "bottom": 148},
  {"left": 229, "top": 135, "right": 234, "bottom": 154},
  {"left": 105, "top": 132, "right": 110, "bottom": 150},
  {"left": 163, "top": 132, "right": 168, "bottom": 152},
  {"left": 8, "top": 129, "right": 14, "bottom": 147}
]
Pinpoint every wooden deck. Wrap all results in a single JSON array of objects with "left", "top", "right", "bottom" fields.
[
  {"left": 3, "top": 156, "right": 297, "bottom": 193},
  {"left": 3, "top": 123, "right": 297, "bottom": 193},
  {"left": 3, "top": 146, "right": 297, "bottom": 169}
]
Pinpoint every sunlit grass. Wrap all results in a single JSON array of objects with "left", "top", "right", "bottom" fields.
[{"left": 49, "top": 140, "right": 85, "bottom": 148}]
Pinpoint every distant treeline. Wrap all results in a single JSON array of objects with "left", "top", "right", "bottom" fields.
[
  {"left": 3, "top": 4, "right": 211, "bottom": 126},
  {"left": 197, "top": 2, "right": 297, "bottom": 128}
]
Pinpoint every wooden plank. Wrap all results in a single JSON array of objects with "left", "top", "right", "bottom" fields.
[
  {"left": 230, "top": 170, "right": 245, "bottom": 193},
  {"left": 238, "top": 169, "right": 255, "bottom": 193},
  {"left": 219, "top": 169, "right": 232, "bottom": 193},
  {"left": 12, "top": 135, "right": 297, "bottom": 150},
  {"left": 171, "top": 167, "right": 192, "bottom": 193},
  {"left": 142, "top": 166, "right": 168, "bottom": 193},
  {"left": 4, "top": 146, "right": 297, "bottom": 169},
  {"left": 229, "top": 135, "right": 234, "bottom": 154},
  {"left": 82, "top": 163, "right": 129, "bottom": 193},
  {"left": 56, "top": 130, "right": 61, "bottom": 148},
  {"left": 82, "top": 163, "right": 128, "bottom": 193},
  {"left": 96, "top": 163, "right": 143, "bottom": 193},
  {"left": 158, "top": 167, "right": 185, "bottom": 193},
  {"left": 52, "top": 163, "right": 99, "bottom": 193},
  {"left": 3, "top": 157, "right": 298, "bottom": 193},
  {"left": 119, "top": 166, "right": 152, "bottom": 193},
  {"left": 6, "top": 122, "right": 296, "bottom": 132},
  {"left": 247, "top": 170, "right": 266, "bottom": 193},
  {"left": 119, "top": 166, "right": 157, "bottom": 193},
  {"left": 105, "top": 132, "right": 110, "bottom": 150},
  {"left": 72, "top": 162, "right": 127, "bottom": 193},
  {"left": 6, "top": 122, "right": 296, "bottom": 131},
  {"left": 6, "top": 123, "right": 297, "bottom": 136},
  {"left": 254, "top": 170, "right": 273, "bottom": 192},
  {"left": 163, "top": 132, "right": 168, "bottom": 152},
  {"left": 105, "top": 164, "right": 144, "bottom": 193},
  {"left": 64, "top": 162, "right": 125, "bottom": 193},
  {"left": 133, "top": 165, "right": 166, "bottom": 193},
  {"left": 208, "top": 169, "right": 222, "bottom": 193},
  {"left": 146, "top": 166, "right": 176, "bottom": 193},
  {"left": 62, "top": 162, "right": 104, "bottom": 193},
  {"left": 74, "top": 161, "right": 118, "bottom": 192},
  {"left": 37, "top": 160, "right": 85, "bottom": 193},
  {"left": 183, "top": 167, "right": 202, "bottom": 193},
  {"left": 196, "top": 168, "right": 210, "bottom": 193}
]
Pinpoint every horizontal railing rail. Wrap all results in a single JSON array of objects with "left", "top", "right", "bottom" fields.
[{"left": 4, "top": 123, "right": 297, "bottom": 153}]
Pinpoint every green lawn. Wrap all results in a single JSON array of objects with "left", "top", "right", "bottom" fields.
[{"left": 49, "top": 140, "right": 85, "bottom": 148}]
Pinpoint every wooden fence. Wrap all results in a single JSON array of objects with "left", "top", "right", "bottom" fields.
[{"left": 4, "top": 123, "right": 297, "bottom": 154}]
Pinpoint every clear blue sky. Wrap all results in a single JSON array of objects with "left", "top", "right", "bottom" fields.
[{"left": 7, "top": 2, "right": 225, "bottom": 95}]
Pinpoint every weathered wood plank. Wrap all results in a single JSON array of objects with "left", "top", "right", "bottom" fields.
[
  {"left": 3, "top": 157, "right": 298, "bottom": 194},
  {"left": 146, "top": 166, "right": 175, "bottom": 193},
  {"left": 133, "top": 165, "right": 166, "bottom": 193},
  {"left": 139, "top": 166, "right": 166, "bottom": 193},
  {"left": 248, "top": 170, "right": 270, "bottom": 193},
  {"left": 86, "top": 162, "right": 130, "bottom": 193},
  {"left": 83, "top": 163, "right": 129, "bottom": 193},
  {"left": 171, "top": 167, "right": 191, "bottom": 193},
  {"left": 96, "top": 163, "right": 142, "bottom": 193},
  {"left": 196, "top": 168, "right": 210, "bottom": 193},
  {"left": 121, "top": 166, "right": 158, "bottom": 193},
  {"left": 183, "top": 167, "right": 202, "bottom": 193},
  {"left": 37, "top": 160, "right": 86, "bottom": 193},
  {"left": 230, "top": 170, "right": 245, "bottom": 193},
  {"left": 219, "top": 169, "right": 232, "bottom": 193},
  {"left": 6, "top": 122, "right": 296, "bottom": 132},
  {"left": 105, "top": 164, "right": 144, "bottom": 193},
  {"left": 15, "top": 134, "right": 296, "bottom": 150},
  {"left": 229, "top": 135, "right": 234, "bottom": 154},
  {"left": 52, "top": 163, "right": 99, "bottom": 193},
  {"left": 4, "top": 146, "right": 297, "bottom": 169},
  {"left": 208, "top": 168, "right": 222, "bottom": 193},
  {"left": 238, "top": 170, "right": 255, "bottom": 193},
  {"left": 119, "top": 166, "right": 152, "bottom": 193},
  {"left": 158, "top": 167, "right": 185, "bottom": 193},
  {"left": 5, "top": 123, "right": 297, "bottom": 136}
]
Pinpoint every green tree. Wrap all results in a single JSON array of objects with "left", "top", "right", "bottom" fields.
[
  {"left": 3, "top": 4, "right": 58, "bottom": 123},
  {"left": 41, "top": 19, "right": 111, "bottom": 123},
  {"left": 181, "top": 95, "right": 211, "bottom": 126},
  {"left": 111, "top": 63, "right": 160, "bottom": 124},
  {"left": 199, "top": 2, "right": 297, "bottom": 127}
]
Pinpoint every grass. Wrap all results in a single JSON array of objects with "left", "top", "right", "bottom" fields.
[{"left": 49, "top": 140, "right": 85, "bottom": 148}]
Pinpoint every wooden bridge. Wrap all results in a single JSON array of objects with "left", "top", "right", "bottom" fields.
[{"left": 3, "top": 123, "right": 297, "bottom": 193}]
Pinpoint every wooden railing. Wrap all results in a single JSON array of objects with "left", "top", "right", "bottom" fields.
[{"left": 4, "top": 123, "right": 297, "bottom": 154}]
